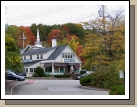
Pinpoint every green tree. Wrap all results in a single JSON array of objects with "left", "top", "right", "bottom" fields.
[{"left": 5, "top": 34, "right": 23, "bottom": 72}]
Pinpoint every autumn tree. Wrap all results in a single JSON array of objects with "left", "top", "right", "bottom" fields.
[
  {"left": 57, "top": 34, "right": 84, "bottom": 62},
  {"left": 48, "top": 29, "right": 63, "bottom": 46},
  {"left": 81, "top": 11, "right": 125, "bottom": 71}
]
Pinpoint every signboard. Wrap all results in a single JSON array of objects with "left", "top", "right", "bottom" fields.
[
  {"left": 23, "top": 59, "right": 33, "bottom": 62},
  {"left": 64, "top": 59, "right": 75, "bottom": 62}
]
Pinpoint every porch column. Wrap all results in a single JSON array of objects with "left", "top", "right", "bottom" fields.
[
  {"left": 79, "top": 63, "right": 82, "bottom": 73},
  {"left": 52, "top": 62, "right": 54, "bottom": 75},
  {"left": 70, "top": 65, "right": 74, "bottom": 73}
]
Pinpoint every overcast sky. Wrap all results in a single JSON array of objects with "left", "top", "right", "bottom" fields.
[{"left": 4, "top": 1, "right": 125, "bottom": 26}]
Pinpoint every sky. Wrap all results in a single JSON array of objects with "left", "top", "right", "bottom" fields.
[{"left": 4, "top": 1, "right": 125, "bottom": 26}]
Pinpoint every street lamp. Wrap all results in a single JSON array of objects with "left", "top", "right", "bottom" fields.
[{"left": 19, "top": 32, "right": 26, "bottom": 50}]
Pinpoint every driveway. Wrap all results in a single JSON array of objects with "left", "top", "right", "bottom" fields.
[{"left": 10, "top": 79, "right": 109, "bottom": 95}]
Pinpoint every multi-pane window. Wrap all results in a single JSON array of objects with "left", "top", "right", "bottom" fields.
[
  {"left": 34, "top": 68, "right": 36, "bottom": 72},
  {"left": 24, "top": 56, "right": 26, "bottom": 60},
  {"left": 40, "top": 54, "right": 43, "bottom": 59},
  {"left": 30, "top": 68, "right": 33, "bottom": 72},
  {"left": 37, "top": 54, "right": 39, "bottom": 59},
  {"left": 62, "top": 53, "right": 73, "bottom": 59},
  {"left": 30, "top": 55, "right": 32, "bottom": 60},
  {"left": 26, "top": 68, "right": 28, "bottom": 72}
]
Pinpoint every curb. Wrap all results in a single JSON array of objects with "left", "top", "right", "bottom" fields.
[{"left": 80, "top": 86, "right": 111, "bottom": 91}]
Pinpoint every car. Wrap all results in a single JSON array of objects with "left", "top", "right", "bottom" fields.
[
  {"left": 74, "top": 72, "right": 93, "bottom": 80},
  {"left": 5, "top": 70, "right": 25, "bottom": 81}
]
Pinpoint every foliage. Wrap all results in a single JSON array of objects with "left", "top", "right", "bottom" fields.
[
  {"left": 32, "top": 72, "right": 39, "bottom": 77},
  {"left": 5, "top": 34, "right": 23, "bottom": 72},
  {"left": 109, "top": 85, "right": 125, "bottom": 95},
  {"left": 48, "top": 29, "right": 63, "bottom": 46},
  {"left": 80, "top": 64, "right": 125, "bottom": 89},
  {"left": 45, "top": 74, "right": 51, "bottom": 77},
  {"left": 54, "top": 74, "right": 70, "bottom": 78},
  {"left": 80, "top": 75, "right": 91, "bottom": 86},
  {"left": 35, "top": 66, "right": 45, "bottom": 77}
]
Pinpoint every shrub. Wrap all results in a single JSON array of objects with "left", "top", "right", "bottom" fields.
[
  {"left": 109, "top": 85, "right": 125, "bottom": 95},
  {"left": 35, "top": 66, "right": 45, "bottom": 77},
  {"left": 54, "top": 74, "right": 70, "bottom": 78},
  {"left": 80, "top": 75, "right": 92, "bottom": 86},
  {"left": 80, "top": 64, "right": 125, "bottom": 89},
  {"left": 45, "top": 74, "right": 51, "bottom": 77},
  {"left": 32, "top": 72, "right": 39, "bottom": 77}
]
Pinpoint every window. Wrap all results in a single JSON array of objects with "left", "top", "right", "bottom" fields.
[
  {"left": 30, "top": 68, "right": 33, "bottom": 72},
  {"left": 37, "top": 54, "right": 39, "bottom": 59},
  {"left": 24, "top": 56, "right": 26, "bottom": 60},
  {"left": 26, "top": 68, "right": 28, "bottom": 72},
  {"left": 40, "top": 54, "right": 43, "bottom": 59},
  {"left": 30, "top": 55, "right": 32, "bottom": 60},
  {"left": 62, "top": 53, "right": 73, "bottom": 59},
  {"left": 34, "top": 68, "right": 36, "bottom": 72}
]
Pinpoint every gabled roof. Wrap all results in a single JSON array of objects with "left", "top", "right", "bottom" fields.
[
  {"left": 22, "top": 46, "right": 57, "bottom": 55},
  {"left": 47, "top": 45, "right": 67, "bottom": 60}
]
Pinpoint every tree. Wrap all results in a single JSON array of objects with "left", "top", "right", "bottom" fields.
[
  {"left": 48, "top": 29, "right": 63, "bottom": 46},
  {"left": 5, "top": 34, "right": 23, "bottom": 72},
  {"left": 57, "top": 34, "right": 84, "bottom": 62}
]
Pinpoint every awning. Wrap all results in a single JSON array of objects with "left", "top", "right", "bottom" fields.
[
  {"left": 54, "top": 63, "right": 67, "bottom": 67},
  {"left": 67, "top": 63, "right": 75, "bottom": 66},
  {"left": 43, "top": 63, "right": 52, "bottom": 67}
]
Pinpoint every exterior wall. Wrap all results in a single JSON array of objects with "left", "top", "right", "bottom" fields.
[
  {"left": 25, "top": 62, "right": 44, "bottom": 77},
  {"left": 55, "top": 46, "right": 81, "bottom": 63}
]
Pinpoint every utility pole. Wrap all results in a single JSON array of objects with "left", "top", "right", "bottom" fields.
[
  {"left": 101, "top": 5, "right": 105, "bottom": 36},
  {"left": 19, "top": 32, "right": 26, "bottom": 50}
]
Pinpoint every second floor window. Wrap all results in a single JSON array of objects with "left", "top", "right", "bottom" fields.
[
  {"left": 40, "top": 54, "right": 43, "bottom": 59},
  {"left": 30, "top": 55, "right": 32, "bottom": 60},
  {"left": 37, "top": 54, "right": 39, "bottom": 59},
  {"left": 24, "top": 56, "right": 26, "bottom": 60},
  {"left": 62, "top": 53, "right": 73, "bottom": 59}
]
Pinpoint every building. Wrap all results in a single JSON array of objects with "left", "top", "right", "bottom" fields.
[{"left": 21, "top": 28, "right": 82, "bottom": 77}]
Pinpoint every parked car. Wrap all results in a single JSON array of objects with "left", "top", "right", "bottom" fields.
[
  {"left": 74, "top": 72, "right": 93, "bottom": 80},
  {"left": 5, "top": 70, "right": 25, "bottom": 81},
  {"left": 15, "top": 71, "right": 26, "bottom": 78}
]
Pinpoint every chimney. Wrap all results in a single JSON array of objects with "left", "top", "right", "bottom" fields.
[{"left": 52, "top": 39, "right": 57, "bottom": 47}]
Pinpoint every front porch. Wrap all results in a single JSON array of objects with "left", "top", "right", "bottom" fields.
[{"left": 43, "top": 63, "right": 81, "bottom": 75}]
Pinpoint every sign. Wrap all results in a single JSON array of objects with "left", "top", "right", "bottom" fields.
[
  {"left": 23, "top": 59, "right": 32, "bottom": 62},
  {"left": 64, "top": 59, "right": 75, "bottom": 62}
]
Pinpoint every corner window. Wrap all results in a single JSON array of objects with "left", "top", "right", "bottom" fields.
[{"left": 26, "top": 68, "right": 28, "bottom": 72}]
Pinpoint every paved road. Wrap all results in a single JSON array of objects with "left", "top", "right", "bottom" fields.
[{"left": 12, "top": 79, "right": 109, "bottom": 95}]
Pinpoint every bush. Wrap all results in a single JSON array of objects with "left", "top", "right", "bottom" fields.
[
  {"left": 45, "top": 74, "right": 51, "bottom": 77},
  {"left": 35, "top": 66, "right": 45, "bottom": 77},
  {"left": 80, "top": 75, "right": 92, "bottom": 86},
  {"left": 32, "top": 72, "right": 39, "bottom": 77},
  {"left": 80, "top": 64, "right": 125, "bottom": 89},
  {"left": 54, "top": 74, "right": 70, "bottom": 78},
  {"left": 109, "top": 85, "right": 125, "bottom": 95}
]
